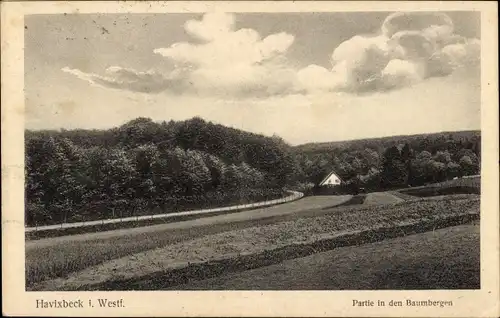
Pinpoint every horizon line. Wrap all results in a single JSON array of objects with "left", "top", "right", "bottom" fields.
[{"left": 25, "top": 116, "right": 481, "bottom": 147}]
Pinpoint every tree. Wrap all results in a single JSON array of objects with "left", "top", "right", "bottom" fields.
[
  {"left": 309, "top": 157, "right": 330, "bottom": 185},
  {"left": 25, "top": 136, "right": 87, "bottom": 222},
  {"left": 175, "top": 117, "right": 208, "bottom": 151},
  {"left": 26, "top": 116, "right": 483, "bottom": 228},
  {"left": 203, "top": 154, "right": 227, "bottom": 191},
  {"left": 151, "top": 156, "right": 174, "bottom": 198},
  {"left": 238, "top": 162, "right": 256, "bottom": 189},
  {"left": 359, "top": 167, "right": 381, "bottom": 190},
  {"left": 400, "top": 143, "right": 413, "bottom": 185},
  {"left": 184, "top": 150, "right": 212, "bottom": 194},
  {"left": 343, "top": 162, "right": 358, "bottom": 181},
  {"left": 380, "top": 146, "right": 407, "bottom": 188},
  {"left": 459, "top": 155, "right": 479, "bottom": 176},
  {"left": 363, "top": 148, "right": 380, "bottom": 169},
  {"left": 416, "top": 150, "right": 432, "bottom": 161},
  {"left": 223, "top": 164, "right": 243, "bottom": 190},
  {"left": 131, "top": 144, "right": 160, "bottom": 199},
  {"left": 427, "top": 160, "right": 447, "bottom": 183},
  {"left": 446, "top": 161, "right": 462, "bottom": 179},
  {"left": 116, "top": 117, "right": 160, "bottom": 149},
  {"left": 434, "top": 150, "right": 452, "bottom": 164}
]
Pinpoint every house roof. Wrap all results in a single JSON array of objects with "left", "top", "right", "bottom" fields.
[{"left": 319, "top": 170, "right": 343, "bottom": 185}]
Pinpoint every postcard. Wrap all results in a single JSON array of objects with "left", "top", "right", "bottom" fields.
[{"left": 2, "top": 1, "right": 499, "bottom": 317}]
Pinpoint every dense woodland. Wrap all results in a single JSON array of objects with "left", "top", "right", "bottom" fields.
[
  {"left": 25, "top": 117, "right": 481, "bottom": 226},
  {"left": 294, "top": 130, "right": 481, "bottom": 193}
]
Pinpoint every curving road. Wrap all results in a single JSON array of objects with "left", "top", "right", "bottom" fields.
[
  {"left": 26, "top": 191, "right": 304, "bottom": 233},
  {"left": 27, "top": 195, "right": 352, "bottom": 250},
  {"left": 27, "top": 195, "right": 354, "bottom": 288}
]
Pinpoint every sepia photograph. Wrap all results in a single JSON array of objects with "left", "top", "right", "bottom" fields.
[{"left": 2, "top": 1, "right": 499, "bottom": 317}]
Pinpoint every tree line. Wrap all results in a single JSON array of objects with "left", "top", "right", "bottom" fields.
[
  {"left": 25, "top": 117, "right": 480, "bottom": 226},
  {"left": 293, "top": 132, "right": 480, "bottom": 192},
  {"left": 25, "top": 117, "right": 295, "bottom": 226}
]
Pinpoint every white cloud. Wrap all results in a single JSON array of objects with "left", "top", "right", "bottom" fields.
[
  {"left": 297, "top": 64, "right": 342, "bottom": 93},
  {"left": 329, "top": 35, "right": 393, "bottom": 92},
  {"left": 61, "top": 67, "right": 101, "bottom": 87},
  {"left": 298, "top": 11, "right": 480, "bottom": 94},
  {"left": 153, "top": 12, "right": 296, "bottom": 97},
  {"left": 61, "top": 66, "right": 186, "bottom": 94},
  {"left": 381, "top": 59, "right": 425, "bottom": 89},
  {"left": 381, "top": 12, "right": 454, "bottom": 38},
  {"left": 62, "top": 12, "right": 480, "bottom": 98},
  {"left": 442, "top": 38, "right": 480, "bottom": 67},
  {"left": 184, "top": 12, "right": 235, "bottom": 42},
  {"left": 154, "top": 13, "right": 295, "bottom": 68},
  {"left": 61, "top": 12, "right": 297, "bottom": 98}
]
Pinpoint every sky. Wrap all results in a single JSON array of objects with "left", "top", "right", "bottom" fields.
[{"left": 25, "top": 11, "right": 481, "bottom": 145}]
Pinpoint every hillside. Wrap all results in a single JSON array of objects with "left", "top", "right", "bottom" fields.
[
  {"left": 25, "top": 118, "right": 481, "bottom": 226},
  {"left": 291, "top": 130, "right": 480, "bottom": 189},
  {"left": 26, "top": 117, "right": 294, "bottom": 180},
  {"left": 25, "top": 117, "right": 296, "bottom": 227},
  {"left": 294, "top": 130, "right": 481, "bottom": 155}
]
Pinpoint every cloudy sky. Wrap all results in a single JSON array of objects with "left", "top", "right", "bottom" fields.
[{"left": 25, "top": 11, "right": 480, "bottom": 145}]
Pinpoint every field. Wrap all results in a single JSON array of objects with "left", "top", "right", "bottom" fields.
[
  {"left": 363, "top": 192, "right": 404, "bottom": 205},
  {"left": 321, "top": 191, "right": 404, "bottom": 209},
  {"left": 28, "top": 194, "right": 479, "bottom": 291},
  {"left": 399, "top": 176, "right": 480, "bottom": 198},
  {"left": 26, "top": 195, "right": 352, "bottom": 287},
  {"left": 173, "top": 223, "right": 479, "bottom": 290}
]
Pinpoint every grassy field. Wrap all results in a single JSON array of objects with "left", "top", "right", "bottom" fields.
[
  {"left": 321, "top": 191, "right": 406, "bottom": 210},
  {"left": 435, "top": 176, "right": 481, "bottom": 188},
  {"left": 173, "top": 223, "right": 479, "bottom": 290},
  {"left": 390, "top": 191, "right": 420, "bottom": 201},
  {"left": 399, "top": 176, "right": 480, "bottom": 198},
  {"left": 29, "top": 194, "right": 479, "bottom": 291},
  {"left": 26, "top": 195, "right": 351, "bottom": 287},
  {"left": 363, "top": 192, "right": 404, "bottom": 205}
]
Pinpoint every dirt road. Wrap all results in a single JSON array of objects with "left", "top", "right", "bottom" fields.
[{"left": 27, "top": 195, "right": 351, "bottom": 249}]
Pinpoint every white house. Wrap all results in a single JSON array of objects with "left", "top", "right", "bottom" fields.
[{"left": 318, "top": 171, "right": 343, "bottom": 187}]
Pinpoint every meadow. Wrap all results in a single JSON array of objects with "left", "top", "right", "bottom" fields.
[
  {"left": 399, "top": 176, "right": 480, "bottom": 197},
  {"left": 26, "top": 195, "right": 351, "bottom": 286},
  {"left": 28, "top": 193, "right": 479, "bottom": 291},
  {"left": 173, "top": 223, "right": 479, "bottom": 290}
]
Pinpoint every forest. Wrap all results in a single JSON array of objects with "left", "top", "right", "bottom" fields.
[
  {"left": 294, "top": 130, "right": 481, "bottom": 192},
  {"left": 25, "top": 117, "right": 481, "bottom": 226}
]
